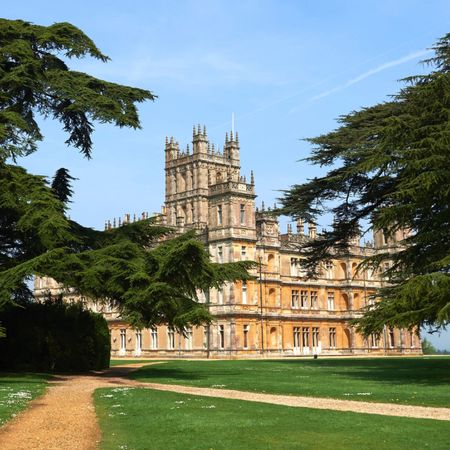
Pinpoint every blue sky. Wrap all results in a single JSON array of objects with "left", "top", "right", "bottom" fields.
[{"left": 6, "top": 1, "right": 450, "bottom": 349}]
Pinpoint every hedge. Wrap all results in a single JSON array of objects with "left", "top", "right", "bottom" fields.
[{"left": 0, "top": 300, "right": 110, "bottom": 372}]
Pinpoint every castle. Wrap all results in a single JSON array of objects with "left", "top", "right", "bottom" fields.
[{"left": 35, "top": 125, "right": 421, "bottom": 357}]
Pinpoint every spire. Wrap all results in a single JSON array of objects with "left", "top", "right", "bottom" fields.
[
  {"left": 225, "top": 132, "right": 229, "bottom": 143},
  {"left": 236, "top": 131, "right": 239, "bottom": 143},
  {"left": 197, "top": 124, "right": 201, "bottom": 135},
  {"left": 250, "top": 170, "right": 254, "bottom": 185},
  {"left": 203, "top": 125, "right": 207, "bottom": 137},
  {"left": 165, "top": 136, "right": 168, "bottom": 145},
  {"left": 193, "top": 125, "right": 196, "bottom": 137},
  {"left": 230, "top": 130, "right": 234, "bottom": 141}
]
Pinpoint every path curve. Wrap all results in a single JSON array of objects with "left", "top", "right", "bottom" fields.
[
  {"left": 0, "top": 364, "right": 151, "bottom": 450},
  {"left": 1, "top": 363, "right": 450, "bottom": 450},
  {"left": 132, "top": 381, "right": 450, "bottom": 422}
]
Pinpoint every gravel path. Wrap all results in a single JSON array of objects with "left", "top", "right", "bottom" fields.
[{"left": 1, "top": 363, "right": 449, "bottom": 449}]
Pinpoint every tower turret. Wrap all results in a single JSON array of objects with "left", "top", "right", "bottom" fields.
[
  {"left": 193, "top": 124, "right": 209, "bottom": 155},
  {"left": 224, "top": 129, "right": 240, "bottom": 163}
]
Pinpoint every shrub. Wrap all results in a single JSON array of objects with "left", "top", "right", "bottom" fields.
[{"left": 0, "top": 299, "right": 110, "bottom": 372}]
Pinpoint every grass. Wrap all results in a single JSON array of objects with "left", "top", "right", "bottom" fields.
[
  {"left": 131, "top": 357, "right": 450, "bottom": 407},
  {"left": 94, "top": 387, "right": 450, "bottom": 450},
  {"left": 0, "top": 373, "right": 48, "bottom": 426}
]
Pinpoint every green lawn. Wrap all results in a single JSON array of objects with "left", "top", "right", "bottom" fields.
[
  {"left": 94, "top": 387, "right": 450, "bottom": 450},
  {"left": 0, "top": 373, "right": 48, "bottom": 426},
  {"left": 131, "top": 357, "right": 450, "bottom": 407}
]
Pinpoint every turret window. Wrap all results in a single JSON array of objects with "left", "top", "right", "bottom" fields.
[
  {"left": 242, "top": 281, "right": 247, "bottom": 304},
  {"left": 240, "top": 204, "right": 245, "bottom": 224}
]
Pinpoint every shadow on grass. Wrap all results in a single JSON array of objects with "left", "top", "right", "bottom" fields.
[{"left": 130, "top": 357, "right": 450, "bottom": 387}]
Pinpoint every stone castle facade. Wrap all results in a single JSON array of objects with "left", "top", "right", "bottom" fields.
[{"left": 35, "top": 125, "right": 421, "bottom": 357}]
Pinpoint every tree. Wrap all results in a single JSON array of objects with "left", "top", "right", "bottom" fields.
[
  {"left": 421, "top": 338, "right": 437, "bottom": 355},
  {"left": 0, "top": 19, "right": 252, "bottom": 335},
  {"left": 279, "top": 34, "right": 450, "bottom": 335}
]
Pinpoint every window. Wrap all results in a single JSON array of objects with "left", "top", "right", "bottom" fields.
[
  {"left": 217, "top": 205, "right": 223, "bottom": 225},
  {"left": 167, "top": 327, "right": 175, "bottom": 350},
  {"left": 218, "top": 325, "right": 225, "bottom": 349},
  {"left": 327, "top": 292, "right": 335, "bottom": 310},
  {"left": 293, "top": 327, "right": 301, "bottom": 348},
  {"left": 300, "top": 290, "right": 309, "bottom": 309},
  {"left": 329, "top": 328, "right": 336, "bottom": 348},
  {"left": 217, "top": 288, "right": 224, "bottom": 304},
  {"left": 217, "top": 246, "right": 223, "bottom": 263},
  {"left": 310, "top": 291, "right": 318, "bottom": 309},
  {"left": 389, "top": 328, "right": 395, "bottom": 348},
  {"left": 291, "top": 290, "right": 299, "bottom": 308},
  {"left": 410, "top": 331, "right": 415, "bottom": 348},
  {"left": 370, "top": 333, "right": 379, "bottom": 348},
  {"left": 240, "top": 204, "right": 245, "bottom": 224},
  {"left": 241, "top": 246, "right": 247, "bottom": 260},
  {"left": 150, "top": 328, "right": 158, "bottom": 350},
  {"left": 243, "top": 324, "right": 249, "bottom": 349},
  {"left": 185, "top": 328, "right": 193, "bottom": 350},
  {"left": 290, "top": 258, "right": 299, "bottom": 276},
  {"left": 312, "top": 327, "right": 320, "bottom": 347},
  {"left": 302, "top": 327, "right": 310, "bottom": 348},
  {"left": 135, "top": 331, "right": 142, "bottom": 354},
  {"left": 325, "top": 261, "right": 333, "bottom": 279},
  {"left": 242, "top": 281, "right": 247, "bottom": 304},
  {"left": 120, "top": 329, "right": 126, "bottom": 351},
  {"left": 203, "top": 327, "right": 208, "bottom": 349}
]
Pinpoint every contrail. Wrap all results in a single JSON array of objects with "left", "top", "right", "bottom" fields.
[{"left": 310, "top": 49, "right": 431, "bottom": 102}]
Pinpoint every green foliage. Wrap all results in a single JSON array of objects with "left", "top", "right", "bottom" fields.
[
  {"left": 421, "top": 338, "right": 438, "bottom": 355},
  {"left": 0, "top": 19, "right": 253, "bottom": 338},
  {"left": 0, "top": 299, "right": 110, "bottom": 371},
  {"left": 51, "top": 167, "right": 76, "bottom": 203},
  {"left": 279, "top": 33, "right": 450, "bottom": 334},
  {"left": 0, "top": 19, "right": 154, "bottom": 159}
]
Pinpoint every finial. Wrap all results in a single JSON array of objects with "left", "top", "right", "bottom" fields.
[
  {"left": 165, "top": 136, "right": 168, "bottom": 145},
  {"left": 262, "top": 201, "right": 265, "bottom": 211},
  {"left": 203, "top": 125, "right": 207, "bottom": 136},
  {"left": 236, "top": 131, "right": 239, "bottom": 143},
  {"left": 104, "top": 221, "right": 107, "bottom": 231},
  {"left": 133, "top": 213, "right": 136, "bottom": 222},
  {"left": 193, "top": 125, "right": 196, "bottom": 137},
  {"left": 250, "top": 170, "right": 254, "bottom": 185},
  {"left": 230, "top": 130, "right": 234, "bottom": 141},
  {"left": 225, "top": 132, "right": 228, "bottom": 143},
  {"left": 118, "top": 217, "right": 122, "bottom": 227},
  {"left": 207, "top": 142, "right": 211, "bottom": 152},
  {"left": 186, "top": 143, "right": 190, "bottom": 154},
  {"left": 197, "top": 124, "right": 201, "bottom": 134},
  {"left": 107, "top": 220, "right": 111, "bottom": 230},
  {"left": 113, "top": 218, "right": 116, "bottom": 228},
  {"left": 211, "top": 143, "right": 215, "bottom": 152},
  {"left": 170, "top": 136, "right": 174, "bottom": 144},
  {"left": 287, "top": 223, "right": 292, "bottom": 234}
]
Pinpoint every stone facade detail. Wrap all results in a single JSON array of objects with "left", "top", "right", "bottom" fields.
[{"left": 34, "top": 125, "right": 422, "bottom": 358}]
